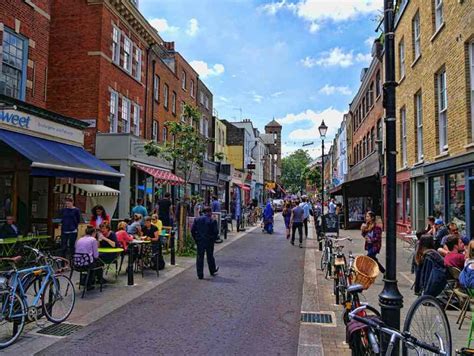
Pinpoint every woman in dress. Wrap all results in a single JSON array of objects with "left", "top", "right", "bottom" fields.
[
  {"left": 361, "top": 211, "right": 385, "bottom": 273},
  {"left": 262, "top": 200, "right": 274, "bottom": 234},
  {"left": 282, "top": 201, "right": 292, "bottom": 239}
]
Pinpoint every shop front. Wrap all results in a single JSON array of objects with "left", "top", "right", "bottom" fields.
[
  {"left": 200, "top": 160, "right": 218, "bottom": 205},
  {"left": 0, "top": 95, "right": 122, "bottom": 235},
  {"left": 382, "top": 169, "right": 411, "bottom": 234},
  {"left": 217, "top": 163, "right": 231, "bottom": 211}
]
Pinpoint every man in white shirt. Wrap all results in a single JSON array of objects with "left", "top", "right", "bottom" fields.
[{"left": 328, "top": 199, "right": 337, "bottom": 214}]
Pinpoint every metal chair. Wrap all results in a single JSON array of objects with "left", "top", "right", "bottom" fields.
[{"left": 70, "top": 253, "right": 104, "bottom": 298}]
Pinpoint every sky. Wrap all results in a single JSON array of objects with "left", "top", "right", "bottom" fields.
[{"left": 139, "top": 0, "right": 383, "bottom": 158}]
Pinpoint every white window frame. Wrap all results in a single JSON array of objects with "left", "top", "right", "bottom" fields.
[
  {"left": 112, "top": 26, "right": 121, "bottom": 65},
  {"left": 152, "top": 121, "right": 158, "bottom": 142},
  {"left": 163, "top": 84, "right": 169, "bottom": 109},
  {"left": 122, "top": 97, "right": 131, "bottom": 133},
  {"left": 401, "top": 107, "right": 407, "bottom": 166},
  {"left": 415, "top": 92, "right": 423, "bottom": 161},
  {"left": 163, "top": 127, "right": 168, "bottom": 142},
  {"left": 399, "top": 39, "right": 405, "bottom": 80},
  {"left": 469, "top": 41, "right": 474, "bottom": 141},
  {"left": 154, "top": 75, "right": 160, "bottom": 101},
  {"left": 171, "top": 92, "right": 176, "bottom": 114},
  {"left": 435, "top": 0, "right": 443, "bottom": 31},
  {"left": 133, "top": 103, "right": 140, "bottom": 136},
  {"left": 190, "top": 80, "right": 195, "bottom": 98},
  {"left": 199, "top": 91, "right": 204, "bottom": 105},
  {"left": 181, "top": 71, "right": 186, "bottom": 90},
  {"left": 437, "top": 69, "right": 448, "bottom": 151},
  {"left": 134, "top": 46, "right": 142, "bottom": 81},
  {"left": 413, "top": 11, "right": 421, "bottom": 60},
  {"left": 200, "top": 117, "right": 204, "bottom": 135},
  {"left": 205, "top": 96, "right": 209, "bottom": 110},
  {"left": 123, "top": 36, "right": 132, "bottom": 73},
  {"left": 109, "top": 90, "right": 119, "bottom": 133},
  {"left": 204, "top": 118, "right": 209, "bottom": 138}
]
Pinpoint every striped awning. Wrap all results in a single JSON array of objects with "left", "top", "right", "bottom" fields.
[
  {"left": 133, "top": 162, "right": 184, "bottom": 186},
  {"left": 54, "top": 183, "right": 120, "bottom": 197}
]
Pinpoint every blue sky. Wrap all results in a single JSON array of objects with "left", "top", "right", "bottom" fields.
[{"left": 139, "top": 0, "right": 383, "bottom": 158}]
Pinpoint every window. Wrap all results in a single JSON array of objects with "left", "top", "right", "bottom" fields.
[
  {"left": 123, "top": 36, "right": 132, "bottom": 72},
  {"left": 203, "top": 117, "right": 209, "bottom": 138},
  {"left": 133, "top": 46, "right": 142, "bottom": 80},
  {"left": 448, "top": 172, "right": 465, "bottom": 228},
  {"left": 153, "top": 75, "right": 160, "bottom": 101},
  {"left": 190, "top": 80, "right": 195, "bottom": 97},
  {"left": 363, "top": 136, "right": 366, "bottom": 158},
  {"left": 205, "top": 96, "right": 209, "bottom": 110},
  {"left": 132, "top": 103, "right": 140, "bottom": 136},
  {"left": 181, "top": 71, "right": 186, "bottom": 90},
  {"left": 412, "top": 11, "right": 421, "bottom": 60},
  {"left": 434, "top": 0, "right": 443, "bottom": 31},
  {"left": 0, "top": 30, "right": 28, "bottom": 100},
  {"left": 109, "top": 91, "right": 118, "bottom": 133},
  {"left": 122, "top": 97, "right": 131, "bottom": 133},
  {"left": 112, "top": 26, "right": 121, "bottom": 64},
  {"left": 370, "top": 127, "right": 375, "bottom": 152},
  {"left": 369, "top": 82, "right": 374, "bottom": 107},
  {"left": 401, "top": 106, "right": 407, "bottom": 166},
  {"left": 432, "top": 176, "right": 445, "bottom": 219},
  {"left": 377, "top": 119, "right": 382, "bottom": 140},
  {"left": 163, "top": 127, "right": 168, "bottom": 142},
  {"left": 163, "top": 84, "right": 169, "bottom": 109},
  {"left": 437, "top": 69, "right": 447, "bottom": 151},
  {"left": 415, "top": 91, "right": 423, "bottom": 161},
  {"left": 375, "top": 70, "right": 381, "bottom": 97},
  {"left": 365, "top": 92, "right": 370, "bottom": 113},
  {"left": 199, "top": 91, "right": 204, "bottom": 105},
  {"left": 469, "top": 41, "right": 474, "bottom": 140},
  {"left": 399, "top": 39, "right": 405, "bottom": 79},
  {"left": 397, "top": 184, "right": 403, "bottom": 220},
  {"left": 152, "top": 121, "right": 158, "bottom": 142},
  {"left": 362, "top": 98, "right": 366, "bottom": 117},
  {"left": 171, "top": 91, "right": 176, "bottom": 114},
  {"left": 200, "top": 117, "right": 204, "bottom": 135},
  {"left": 404, "top": 182, "right": 411, "bottom": 221}
]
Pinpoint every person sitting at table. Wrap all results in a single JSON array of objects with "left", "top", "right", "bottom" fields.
[
  {"left": 0, "top": 216, "right": 19, "bottom": 238},
  {"left": 75, "top": 225, "right": 103, "bottom": 290},
  {"left": 126, "top": 214, "right": 142, "bottom": 237},
  {"left": 142, "top": 216, "right": 164, "bottom": 270},
  {"left": 98, "top": 222, "right": 118, "bottom": 265},
  {"left": 90, "top": 205, "right": 110, "bottom": 228},
  {"left": 116, "top": 221, "right": 133, "bottom": 252},
  {"left": 151, "top": 214, "right": 163, "bottom": 235},
  {"left": 443, "top": 234, "right": 466, "bottom": 270}
]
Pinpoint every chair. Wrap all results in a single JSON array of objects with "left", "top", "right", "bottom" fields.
[
  {"left": 70, "top": 253, "right": 104, "bottom": 298},
  {"left": 444, "top": 266, "right": 464, "bottom": 312},
  {"left": 161, "top": 226, "right": 173, "bottom": 252}
]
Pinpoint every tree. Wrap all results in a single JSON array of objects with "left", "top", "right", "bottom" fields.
[
  {"left": 281, "top": 149, "right": 312, "bottom": 194},
  {"left": 302, "top": 165, "right": 322, "bottom": 193}
]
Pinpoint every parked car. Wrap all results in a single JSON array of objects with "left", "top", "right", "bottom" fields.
[{"left": 272, "top": 199, "right": 284, "bottom": 212}]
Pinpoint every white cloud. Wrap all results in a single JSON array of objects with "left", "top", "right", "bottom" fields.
[
  {"left": 318, "top": 84, "right": 352, "bottom": 96},
  {"left": 189, "top": 60, "right": 225, "bottom": 78},
  {"left": 218, "top": 96, "right": 230, "bottom": 103},
  {"left": 365, "top": 36, "right": 376, "bottom": 47},
  {"left": 259, "top": 0, "right": 289, "bottom": 15},
  {"left": 253, "top": 94, "right": 264, "bottom": 103},
  {"left": 148, "top": 18, "right": 179, "bottom": 34},
  {"left": 271, "top": 91, "right": 284, "bottom": 97},
  {"left": 309, "top": 22, "right": 320, "bottom": 33},
  {"left": 301, "top": 48, "right": 372, "bottom": 68},
  {"left": 186, "top": 18, "right": 199, "bottom": 36}
]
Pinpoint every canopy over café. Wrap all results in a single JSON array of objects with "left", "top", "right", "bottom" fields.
[{"left": 0, "top": 94, "right": 122, "bottom": 236}]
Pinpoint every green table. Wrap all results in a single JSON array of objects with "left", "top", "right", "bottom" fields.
[
  {"left": 98, "top": 247, "right": 124, "bottom": 254},
  {"left": 0, "top": 235, "right": 52, "bottom": 256}
]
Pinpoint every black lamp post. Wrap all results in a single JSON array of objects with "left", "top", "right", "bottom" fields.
[
  {"left": 379, "top": 0, "right": 403, "bottom": 353},
  {"left": 318, "top": 120, "right": 328, "bottom": 213}
]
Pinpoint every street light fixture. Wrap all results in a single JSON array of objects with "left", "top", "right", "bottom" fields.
[{"left": 318, "top": 120, "right": 328, "bottom": 250}]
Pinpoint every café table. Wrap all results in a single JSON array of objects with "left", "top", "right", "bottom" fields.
[
  {"left": 0, "top": 235, "right": 52, "bottom": 256},
  {"left": 98, "top": 247, "right": 124, "bottom": 279}
]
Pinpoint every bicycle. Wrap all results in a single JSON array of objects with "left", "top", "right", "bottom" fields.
[
  {"left": 0, "top": 247, "right": 75, "bottom": 349},
  {"left": 320, "top": 233, "right": 335, "bottom": 278},
  {"left": 347, "top": 294, "right": 452, "bottom": 355},
  {"left": 325, "top": 236, "right": 352, "bottom": 305}
]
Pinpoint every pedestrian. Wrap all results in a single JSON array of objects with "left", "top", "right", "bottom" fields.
[
  {"left": 211, "top": 195, "right": 221, "bottom": 213},
  {"left": 328, "top": 198, "right": 337, "bottom": 214},
  {"left": 361, "top": 211, "right": 385, "bottom": 273},
  {"left": 0, "top": 215, "right": 19, "bottom": 238},
  {"left": 290, "top": 200, "right": 304, "bottom": 248},
  {"left": 191, "top": 206, "right": 219, "bottom": 279},
  {"left": 60, "top": 196, "right": 81, "bottom": 258},
  {"left": 156, "top": 192, "right": 172, "bottom": 226},
  {"left": 299, "top": 196, "right": 312, "bottom": 239},
  {"left": 90, "top": 205, "right": 110, "bottom": 228},
  {"left": 282, "top": 202, "right": 292, "bottom": 239},
  {"left": 131, "top": 198, "right": 148, "bottom": 218},
  {"left": 433, "top": 218, "right": 448, "bottom": 249},
  {"left": 262, "top": 200, "right": 274, "bottom": 234}
]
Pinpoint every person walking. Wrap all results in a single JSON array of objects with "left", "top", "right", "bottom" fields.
[
  {"left": 156, "top": 192, "right": 172, "bottom": 227},
  {"left": 262, "top": 200, "right": 274, "bottom": 234},
  {"left": 361, "top": 211, "right": 385, "bottom": 273},
  {"left": 60, "top": 196, "right": 81, "bottom": 258},
  {"left": 211, "top": 195, "right": 221, "bottom": 213},
  {"left": 328, "top": 198, "right": 337, "bottom": 214},
  {"left": 282, "top": 202, "right": 292, "bottom": 240},
  {"left": 131, "top": 198, "right": 148, "bottom": 218},
  {"left": 191, "top": 207, "right": 219, "bottom": 280},
  {"left": 291, "top": 200, "right": 304, "bottom": 248},
  {"left": 299, "top": 196, "right": 311, "bottom": 239}
]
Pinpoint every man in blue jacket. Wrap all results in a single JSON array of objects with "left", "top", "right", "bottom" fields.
[{"left": 191, "top": 206, "right": 219, "bottom": 279}]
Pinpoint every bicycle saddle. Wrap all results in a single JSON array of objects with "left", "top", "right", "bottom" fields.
[
  {"left": 0, "top": 256, "right": 22, "bottom": 264},
  {"left": 347, "top": 284, "right": 364, "bottom": 294}
]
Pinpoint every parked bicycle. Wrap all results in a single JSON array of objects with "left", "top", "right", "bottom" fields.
[
  {"left": 0, "top": 246, "right": 75, "bottom": 349},
  {"left": 325, "top": 236, "right": 352, "bottom": 305}
]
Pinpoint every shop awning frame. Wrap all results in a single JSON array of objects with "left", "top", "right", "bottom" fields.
[
  {"left": 133, "top": 162, "right": 184, "bottom": 186},
  {"left": 54, "top": 183, "right": 120, "bottom": 197}
]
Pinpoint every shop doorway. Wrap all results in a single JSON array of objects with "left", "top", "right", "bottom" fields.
[{"left": 416, "top": 181, "right": 425, "bottom": 231}]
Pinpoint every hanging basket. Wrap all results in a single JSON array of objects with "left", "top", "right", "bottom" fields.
[{"left": 353, "top": 255, "right": 380, "bottom": 290}]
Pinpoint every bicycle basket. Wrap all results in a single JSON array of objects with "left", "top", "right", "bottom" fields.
[{"left": 353, "top": 256, "right": 379, "bottom": 290}]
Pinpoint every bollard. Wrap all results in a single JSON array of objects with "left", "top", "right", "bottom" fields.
[
  {"left": 127, "top": 244, "right": 135, "bottom": 286},
  {"left": 170, "top": 230, "right": 176, "bottom": 265}
]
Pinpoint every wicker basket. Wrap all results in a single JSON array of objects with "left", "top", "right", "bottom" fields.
[{"left": 353, "top": 255, "right": 380, "bottom": 290}]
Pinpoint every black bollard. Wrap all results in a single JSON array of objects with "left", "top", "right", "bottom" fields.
[
  {"left": 127, "top": 244, "right": 135, "bottom": 286},
  {"left": 170, "top": 231, "right": 176, "bottom": 265}
]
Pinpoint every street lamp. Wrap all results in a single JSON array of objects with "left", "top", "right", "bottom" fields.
[
  {"left": 318, "top": 120, "right": 328, "bottom": 250},
  {"left": 378, "top": 0, "right": 403, "bottom": 353}
]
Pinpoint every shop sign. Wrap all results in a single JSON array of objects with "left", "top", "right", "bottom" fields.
[{"left": 0, "top": 109, "right": 84, "bottom": 145}]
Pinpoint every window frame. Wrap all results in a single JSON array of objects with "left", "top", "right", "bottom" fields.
[
  {"left": 109, "top": 90, "right": 119, "bottom": 133},
  {"left": 163, "top": 84, "right": 169, "bottom": 109},
  {"left": 434, "top": 0, "right": 444, "bottom": 31},
  {"left": 112, "top": 25, "right": 121, "bottom": 65},
  {"left": 437, "top": 69, "right": 448, "bottom": 152},
  {"left": 412, "top": 11, "right": 421, "bottom": 60},
  {"left": 190, "top": 80, "right": 195, "bottom": 98},
  {"left": 123, "top": 36, "right": 132, "bottom": 73},
  {"left": 121, "top": 97, "right": 131, "bottom": 133},
  {"left": 154, "top": 75, "right": 160, "bottom": 102},
  {"left": 152, "top": 121, "right": 158, "bottom": 142},
  {"left": 162, "top": 127, "right": 168, "bottom": 142},
  {"left": 401, "top": 106, "right": 407, "bottom": 166},
  {"left": 171, "top": 91, "right": 177, "bottom": 115},
  {"left": 181, "top": 71, "right": 186, "bottom": 90},
  {"left": 132, "top": 103, "right": 140, "bottom": 136},
  {"left": 399, "top": 38, "right": 405, "bottom": 80},
  {"left": 375, "top": 70, "right": 381, "bottom": 98},
  {"left": 133, "top": 45, "right": 142, "bottom": 81},
  {"left": 415, "top": 91, "right": 423, "bottom": 161}
]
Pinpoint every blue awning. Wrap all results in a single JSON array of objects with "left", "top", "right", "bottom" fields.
[{"left": 0, "top": 129, "right": 123, "bottom": 181}]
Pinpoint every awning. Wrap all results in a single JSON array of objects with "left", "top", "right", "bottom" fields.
[
  {"left": 235, "top": 183, "right": 250, "bottom": 192},
  {"left": 0, "top": 129, "right": 122, "bottom": 181},
  {"left": 54, "top": 183, "right": 120, "bottom": 197},
  {"left": 266, "top": 187, "right": 276, "bottom": 194},
  {"left": 133, "top": 162, "right": 184, "bottom": 186}
]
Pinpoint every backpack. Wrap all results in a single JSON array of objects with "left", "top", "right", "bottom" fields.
[{"left": 459, "top": 262, "right": 474, "bottom": 289}]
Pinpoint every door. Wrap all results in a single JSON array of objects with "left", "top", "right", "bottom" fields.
[{"left": 416, "top": 181, "right": 425, "bottom": 231}]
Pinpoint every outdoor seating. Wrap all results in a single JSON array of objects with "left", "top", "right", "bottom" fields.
[
  {"left": 161, "top": 226, "right": 172, "bottom": 252},
  {"left": 71, "top": 253, "right": 104, "bottom": 299},
  {"left": 444, "top": 266, "right": 464, "bottom": 312},
  {"left": 98, "top": 247, "right": 124, "bottom": 279}
]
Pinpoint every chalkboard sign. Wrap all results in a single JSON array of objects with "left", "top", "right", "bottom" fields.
[{"left": 323, "top": 213, "right": 339, "bottom": 235}]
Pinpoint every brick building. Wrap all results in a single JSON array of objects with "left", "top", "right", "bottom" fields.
[{"left": 394, "top": 0, "right": 473, "bottom": 235}]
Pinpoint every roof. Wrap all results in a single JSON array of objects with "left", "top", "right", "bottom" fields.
[{"left": 265, "top": 119, "right": 281, "bottom": 127}]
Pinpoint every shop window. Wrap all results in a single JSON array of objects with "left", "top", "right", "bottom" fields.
[
  {"left": 31, "top": 177, "right": 48, "bottom": 220},
  {"left": 0, "top": 29, "right": 28, "bottom": 100},
  {"left": 404, "top": 182, "right": 411, "bottom": 221},
  {"left": 448, "top": 172, "right": 465, "bottom": 230},
  {"left": 397, "top": 184, "right": 403, "bottom": 220},
  {"left": 348, "top": 197, "right": 374, "bottom": 222},
  {"left": 432, "top": 176, "right": 445, "bottom": 220},
  {"left": 0, "top": 174, "right": 14, "bottom": 220}
]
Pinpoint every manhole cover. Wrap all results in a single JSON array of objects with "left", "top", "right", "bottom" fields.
[
  {"left": 36, "top": 323, "right": 83, "bottom": 337},
  {"left": 301, "top": 312, "right": 334, "bottom": 325}
]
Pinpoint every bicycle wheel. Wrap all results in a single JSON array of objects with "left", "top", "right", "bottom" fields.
[
  {"left": 42, "top": 275, "right": 75, "bottom": 323},
  {"left": 320, "top": 247, "right": 328, "bottom": 271},
  {"left": 338, "top": 268, "right": 347, "bottom": 305},
  {"left": 403, "top": 295, "right": 452, "bottom": 356},
  {"left": 0, "top": 291, "right": 26, "bottom": 349},
  {"left": 334, "top": 266, "right": 340, "bottom": 304}
]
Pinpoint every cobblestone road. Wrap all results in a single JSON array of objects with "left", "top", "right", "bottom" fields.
[{"left": 37, "top": 215, "right": 305, "bottom": 356}]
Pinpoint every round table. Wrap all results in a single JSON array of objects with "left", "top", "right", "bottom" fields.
[{"left": 98, "top": 247, "right": 124, "bottom": 253}]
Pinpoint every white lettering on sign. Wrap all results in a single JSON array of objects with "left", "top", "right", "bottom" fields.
[{"left": 0, "top": 110, "right": 84, "bottom": 145}]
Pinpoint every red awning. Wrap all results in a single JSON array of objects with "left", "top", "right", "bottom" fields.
[
  {"left": 134, "top": 163, "right": 185, "bottom": 186},
  {"left": 236, "top": 183, "right": 251, "bottom": 192}
]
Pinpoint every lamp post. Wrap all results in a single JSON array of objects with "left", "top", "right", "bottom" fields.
[
  {"left": 379, "top": 0, "right": 403, "bottom": 353},
  {"left": 318, "top": 120, "right": 328, "bottom": 251}
]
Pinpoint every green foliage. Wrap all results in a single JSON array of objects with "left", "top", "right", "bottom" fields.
[
  {"left": 281, "top": 149, "right": 312, "bottom": 194},
  {"left": 303, "top": 165, "right": 322, "bottom": 192},
  {"left": 176, "top": 233, "right": 197, "bottom": 257},
  {"left": 214, "top": 151, "right": 225, "bottom": 161}
]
